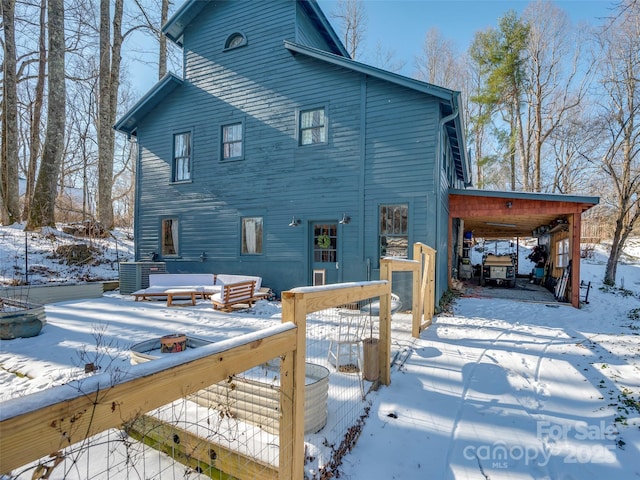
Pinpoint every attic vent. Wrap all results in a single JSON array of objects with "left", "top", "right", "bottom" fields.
[{"left": 224, "top": 32, "right": 247, "bottom": 50}]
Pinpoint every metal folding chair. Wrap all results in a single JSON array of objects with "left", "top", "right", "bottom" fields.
[{"left": 327, "top": 309, "right": 367, "bottom": 398}]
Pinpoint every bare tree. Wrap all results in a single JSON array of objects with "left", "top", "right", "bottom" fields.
[
  {"left": 26, "top": 0, "right": 66, "bottom": 229},
  {"left": 159, "top": 0, "right": 169, "bottom": 78},
  {"left": 23, "top": 0, "right": 47, "bottom": 221},
  {"left": 331, "top": 0, "right": 367, "bottom": 60},
  {"left": 591, "top": 0, "right": 640, "bottom": 285},
  {"left": 97, "top": 0, "right": 124, "bottom": 230},
  {"left": 1, "top": 0, "right": 21, "bottom": 225},
  {"left": 371, "top": 41, "right": 405, "bottom": 73},
  {"left": 414, "top": 27, "right": 460, "bottom": 90},
  {"left": 549, "top": 113, "right": 597, "bottom": 195},
  {"left": 522, "top": 0, "right": 591, "bottom": 192}
]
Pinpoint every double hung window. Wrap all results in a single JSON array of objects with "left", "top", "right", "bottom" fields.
[
  {"left": 300, "top": 108, "right": 326, "bottom": 145},
  {"left": 242, "top": 217, "right": 263, "bottom": 255},
  {"left": 173, "top": 132, "right": 191, "bottom": 181},
  {"left": 222, "top": 123, "right": 243, "bottom": 160}
]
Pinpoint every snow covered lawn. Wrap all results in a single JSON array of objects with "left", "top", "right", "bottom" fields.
[
  {"left": 0, "top": 240, "right": 639, "bottom": 479},
  {"left": 341, "top": 250, "right": 640, "bottom": 479}
]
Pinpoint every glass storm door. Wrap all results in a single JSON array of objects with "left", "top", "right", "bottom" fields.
[{"left": 311, "top": 222, "right": 339, "bottom": 285}]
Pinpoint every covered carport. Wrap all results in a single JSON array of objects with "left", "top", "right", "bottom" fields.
[{"left": 448, "top": 189, "right": 599, "bottom": 308}]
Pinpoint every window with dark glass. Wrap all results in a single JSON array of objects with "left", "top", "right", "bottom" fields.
[
  {"left": 222, "top": 123, "right": 243, "bottom": 160},
  {"left": 379, "top": 204, "right": 408, "bottom": 259},
  {"left": 173, "top": 132, "right": 191, "bottom": 181},
  {"left": 300, "top": 108, "right": 326, "bottom": 145},
  {"left": 162, "top": 217, "right": 179, "bottom": 256},
  {"left": 242, "top": 217, "right": 263, "bottom": 254}
]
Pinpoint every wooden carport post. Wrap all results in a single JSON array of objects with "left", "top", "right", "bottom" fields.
[{"left": 569, "top": 210, "right": 582, "bottom": 308}]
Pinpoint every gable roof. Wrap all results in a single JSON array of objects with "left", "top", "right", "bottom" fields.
[
  {"left": 163, "top": 0, "right": 349, "bottom": 57},
  {"left": 284, "top": 40, "right": 471, "bottom": 185},
  {"left": 113, "top": 73, "right": 183, "bottom": 136}
]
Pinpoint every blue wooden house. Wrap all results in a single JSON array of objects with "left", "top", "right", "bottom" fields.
[{"left": 115, "top": 0, "right": 471, "bottom": 303}]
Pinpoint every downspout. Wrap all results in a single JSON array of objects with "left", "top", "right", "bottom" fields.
[{"left": 436, "top": 97, "right": 459, "bottom": 299}]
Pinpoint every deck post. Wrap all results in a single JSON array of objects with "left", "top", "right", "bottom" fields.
[{"left": 279, "top": 292, "right": 307, "bottom": 480}]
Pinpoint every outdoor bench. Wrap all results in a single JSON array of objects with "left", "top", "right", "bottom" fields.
[
  {"left": 131, "top": 273, "right": 268, "bottom": 307},
  {"left": 211, "top": 280, "right": 257, "bottom": 312},
  {"left": 132, "top": 274, "right": 215, "bottom": 305}
]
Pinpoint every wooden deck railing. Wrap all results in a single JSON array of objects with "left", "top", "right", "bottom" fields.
[
  {"left": 0, "top": 324, "right": 297, "bottom": 477},
  {"left": 380, "top": 242, "right": 437, "bottom": 337},
  {"left": 0, "top": 280, "right": 394, "bottom": 480}
]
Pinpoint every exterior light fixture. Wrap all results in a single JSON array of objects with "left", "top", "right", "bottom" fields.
[
  {"left": 289, "top": 216, "right": 302, "bottom": 227},
  {"left": 506, "top": 201, "right": 513, "bottom": 208},
  {"left": 339, "top": 213, "right": 351, "bottom": 225}
]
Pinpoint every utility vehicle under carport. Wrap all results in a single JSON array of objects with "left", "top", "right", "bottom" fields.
[{"left": 448, "top": 190, "right": 599, "bottom": 308}]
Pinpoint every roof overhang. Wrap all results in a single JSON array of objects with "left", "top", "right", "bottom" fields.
[
  {"left": 285, "top": 40, "right": 456, "bottom": 101},
  {"left": 162, "top": 0, "right": 207, "bottom": 46},
  {"left": 113, "top": 73, "right": 183, "bottom": 137},
  {"left": 163, "top": 0, "right": 349, "bottom": 56},
  {"left": 297, "top": 0, "right": 350, "bottom": 57},
  {"left": 449, "top": 189, "right": 600, "bottom": 238}
]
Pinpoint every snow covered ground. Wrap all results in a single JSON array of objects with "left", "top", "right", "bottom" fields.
[{"left": 0, "top": 224, "right": 639, "bottom": 479}]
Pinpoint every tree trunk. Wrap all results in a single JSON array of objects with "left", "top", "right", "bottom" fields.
[
  {"left": 514, "top": 90, "right": 529, "bottom": 191},
  {"left": 598, "top": 0, "right": 640, "bottom": 286},
  {"left": 23, "top": 0, "right": 47, "bottom": 221},
  {"left": 97, "top": 0, "right": 120, "bottom": 230},
  {"left": 159, "top": 0, "right": 169, "bottom": 79},
  {"left": 604, "top": 219, "right": 624, "bottom": 286},
  {"left": 474, "top": 128, "right": 484, "bottom": 189},
  {"left": 1, "top": 0, "right": 21, "bottom": 225},
  {"left": 26, "top": 0, "right": 66, "bottom": 230}
]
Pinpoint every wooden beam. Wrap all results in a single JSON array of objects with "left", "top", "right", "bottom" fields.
[
  {"left": 127, "top": 414, "right": 278, "bottom": 480},
  {"left": 284, "top": 281, "right": 389, "bottom": 314}
]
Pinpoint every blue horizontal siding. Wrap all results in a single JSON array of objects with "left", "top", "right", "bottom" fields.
[{"left": 133, "top": 1, "right": 448, "bottom": 296}]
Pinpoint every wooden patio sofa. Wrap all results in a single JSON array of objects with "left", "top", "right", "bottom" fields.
[
  {"left": 211, "top": 280, "right": 256, "bottom": 312},
  {"left": 131, "top": 273, "right": 269, "bottom": 308}
]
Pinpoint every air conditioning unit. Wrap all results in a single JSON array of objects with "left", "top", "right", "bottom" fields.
[{"left": 118, "top": 262, "right": 166, "bottom": 295}]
